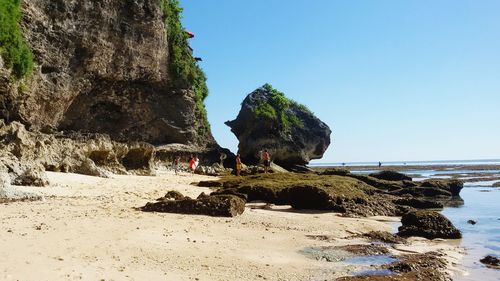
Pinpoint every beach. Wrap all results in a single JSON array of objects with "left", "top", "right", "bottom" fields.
[{"left": 0, "top": 169, "right": 463, "bottom": 281}]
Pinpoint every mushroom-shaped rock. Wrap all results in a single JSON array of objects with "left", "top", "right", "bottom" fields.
[{"left": 225, "top": 84, "right": 331, "bottom": 168}]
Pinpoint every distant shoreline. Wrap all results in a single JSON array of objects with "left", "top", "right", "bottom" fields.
[{"left": 310, "top": 163, "right": 500, "bottom": 172}]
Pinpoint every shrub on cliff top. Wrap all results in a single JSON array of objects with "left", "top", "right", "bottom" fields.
[
  {"left": 160, "top": 0, "right": 210, "bottom": 138},
  {"left": 0, "top": 0, "right": 33, "bottom": 78}
]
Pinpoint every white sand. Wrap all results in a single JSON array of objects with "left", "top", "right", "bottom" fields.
[{"left": 0, "top": 170, "right": 463, "bottom": 280}]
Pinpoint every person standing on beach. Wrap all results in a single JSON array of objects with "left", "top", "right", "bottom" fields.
[
  {"left": 261, "top": 150, "right": 270, "bottom": 174},
  {"left": 235, "top": 154, "right": 242, "bottom": 176},
  {"left": 173, "top": 156, "right": 180, "bottom": 175},
  {"left": 189, "top": 155, "right": 196, "bottom": 174}
]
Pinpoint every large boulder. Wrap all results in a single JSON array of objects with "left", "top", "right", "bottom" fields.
[
  {"left": 226, "top": 84, "right": 331, "bottom": 168},
  {"left": 398, "top": 210, "right": 462, "bottom": 239}
]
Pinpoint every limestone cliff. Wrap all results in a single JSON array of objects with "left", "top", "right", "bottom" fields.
[{"left": 0, "top": 0, "right": 214, "bottom": 147}]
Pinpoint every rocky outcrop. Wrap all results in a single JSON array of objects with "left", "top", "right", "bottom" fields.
[
  {"left": 337, "top": 170, "right": 463, "bottom": 198},
  {"left": 480, "top": 255, "right": 500, "bottom": 269},
  {"left": 393, "top": 198, "right": 443, "bottom": 209},
  {"left": 0, "top": 121, "right": 155, "bottom": 184},
  {"left": 336, "top": 252, "right": 450, "bottom": 281},
  {"left": 418, "top": 180, "right": 463, "bottom": 197},
  {"left": 0, "top": 161, "right": 41, "bottom": 202},
  {"left": 141, "top": 192, "right": 246, "bottom": 217},
  {"left": 1, "top": 0, "right": 215, "bottom": 148},
  {"left": 398, "top": 210, "right": 462, "bottom": 239},
  {"left": 369, "top": 170, "right": 412, "bottom": 181},
  {"left": 226, "top": 84, "right": 331, "bottom": 168},
  {"left": 216, "top": 173, "right": 405, "bottom": 217}
]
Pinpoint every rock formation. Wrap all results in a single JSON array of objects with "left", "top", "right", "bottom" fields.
[
  {"left": 0, "top": 0, "right": 234, "bottom": 186},
  {"left": 0, "top": 0, "right": 213, "bottom": 146},
  {"left": 480, "top": 255, "right": 500, "bottom": 269},
  {"left": 226, "top": 84, "right": 331, "bottom": 168},
  {"left": 398, "top": 210, "right": 462, "bottom": 239},
  {"left": 369, "top": 170, "right": 412, "bottom": 181},
  {"left": 141, "top": 191, "right": 246, "bottom": 217},
  {"left": 0, "top": 121, "right": 156, "bottom": 184}
]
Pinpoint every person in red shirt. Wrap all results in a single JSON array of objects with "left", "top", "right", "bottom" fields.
[
  {"left": 189, "top": 155, "right": 196, "bottom": 174},
  {"left": 261, "top": 150, "right": 270, "bottom": 174}
]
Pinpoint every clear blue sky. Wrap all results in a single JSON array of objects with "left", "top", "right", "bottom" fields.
[{"left": 181, "top": 0, "right": 500, "bottom": 163}]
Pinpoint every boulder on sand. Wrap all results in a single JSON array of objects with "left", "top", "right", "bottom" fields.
[
  {"left": 398, "top": 210, "right": 462, "bottom": 239},
  {"left": 225, "top": 84, "right": 331, "bottom": 168},
  {"left": 141, "top": 193, "right": 246, "bottom": 217}
]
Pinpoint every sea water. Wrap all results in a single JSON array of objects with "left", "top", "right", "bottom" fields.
[
  {"left": 311, "top": 160, "right": 500, "bottom": 279},
  {"left": 349, "top": 166, "right": 500, "bottom": 280},
  {"left": 442, "top": 186, "right": 500, "bottom": 281}
]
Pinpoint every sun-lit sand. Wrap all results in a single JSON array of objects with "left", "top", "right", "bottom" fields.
[{"left": 0, "top": 170, "right": 463, "bottom": 280}]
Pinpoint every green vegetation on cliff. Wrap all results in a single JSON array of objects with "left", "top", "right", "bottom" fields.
[
  {"left": 255, "top": 84, "right": 306, "bottom": 131},
  {"left": 0, "top": 0, "right": 33, "bottom": 78},
  {"left": 160, "top": 0, "right": 210, "bottom": 138}
]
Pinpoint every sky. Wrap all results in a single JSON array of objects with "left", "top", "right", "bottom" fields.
[{"left": 181, "top": 0, "right": 500, "bottom": 163}]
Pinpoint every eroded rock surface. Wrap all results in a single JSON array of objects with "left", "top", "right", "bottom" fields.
[
  {"left": 0, "top": 121, "right": 155, "bottom": 186},
  {"left": 479, "top": 255, "right": 500, "bottom": 269},
  {"left": 141, "top": 192, "right": 246, "bottom": 217},
  {"left": 336, "top": 252, "right": 450, "bottom": 281},
  {"left": 215, "top": 173, "right": 404, "bottom": 217},
  {"left": 0, "top": 0, "right": 214, "bottom": 147},
  {"left": 369, "top": 171, "right": 412, "bottom": 182},
  {"left": 398, "top": 210, "right": 461, "bottom": 239}
]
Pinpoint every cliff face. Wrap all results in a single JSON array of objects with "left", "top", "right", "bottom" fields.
[{"left": 0, "top": 0, "right": 214, "bottom": 146}]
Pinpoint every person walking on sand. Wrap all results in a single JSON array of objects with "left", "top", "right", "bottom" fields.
[
  {"left": 194, "top": 156, "right": 199, "bottom": 170},
  {"left": 261, "top": 149, "right": 271, "bottom": 174},
  {"left": 235, "top": 154, "right": 242, "bottom": 176},
  {"left": 172, "top": 156, "right": 180, "bottom": 175}
]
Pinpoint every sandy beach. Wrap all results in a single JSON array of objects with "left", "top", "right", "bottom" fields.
[{"left": 0, "top": 170, "right": 463, "bottom": 281}]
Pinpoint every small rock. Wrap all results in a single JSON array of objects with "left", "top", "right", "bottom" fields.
[
  {"left": 480, "top": 255, "right": 500, "bottom": 269},
  {"left": 467, "top": 219, "right": 477, "bottom": 225}
]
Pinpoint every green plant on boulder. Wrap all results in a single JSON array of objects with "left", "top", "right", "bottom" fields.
[
  {"left": 160, "top": 0, "right": 210, "bottom": 139},
  {"left": 255, "top": 83, "right": 308, "bottom": 131},
  {"left": 0, "top": 0, "right": 33, "bottom": 78}
]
